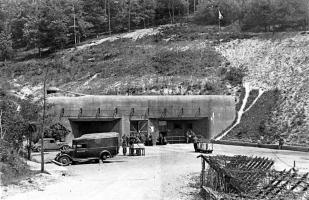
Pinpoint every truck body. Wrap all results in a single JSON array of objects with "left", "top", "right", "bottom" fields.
[{"left": 54, "top": 132, "right": 120, "bottom": 165}]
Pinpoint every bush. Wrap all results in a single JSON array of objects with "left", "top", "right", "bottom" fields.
[
  {"left": 0, "top": 140, "right": 31, "bottom": 185},
  {"left": 0, "top": 32, "right": 14, "bottom": 61},
  {"left": 224, "top": 66, "right": 247, "bottom": 86}
]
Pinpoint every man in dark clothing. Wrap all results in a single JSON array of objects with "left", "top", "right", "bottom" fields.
[
  {"left": 122, "top": 139, "right": 127, "bottom": 155},
  {"left": 278, "top": 138, "right": 284, "bottom": 149},
  {"left": 148, "top": 134, "right": 153, "bottom": 146}
]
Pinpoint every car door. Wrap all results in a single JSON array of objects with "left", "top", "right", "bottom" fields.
[
  {"left": 44, "top": 139, "right": 53, "bottom": 150},
  {"left": 74, "top": 143, "right": 88, "bottom": 158},
  {"left": 49, "top": 139, "right": 59, "bottom": 150}
]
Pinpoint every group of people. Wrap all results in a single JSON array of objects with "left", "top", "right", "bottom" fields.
[
  {"left": 121, "top": 133, "right": 153, "bottom": 155},
  {"left": 156, "top": 133, "right": 167, "bottom": 145},
  {"left": 185, "top": 129, "right": 198, "bottom": 143},
  {"left": 184, "top": 129, "right": 199, "bottom": 152}
]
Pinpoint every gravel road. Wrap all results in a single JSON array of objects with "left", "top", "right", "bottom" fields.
[{"left": 3, "top": 144, "right": 309, "bottom": 200}]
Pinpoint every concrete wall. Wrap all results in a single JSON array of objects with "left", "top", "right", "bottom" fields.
[{"left": 49, "top": 95, "right": 235, "bottom": 141}]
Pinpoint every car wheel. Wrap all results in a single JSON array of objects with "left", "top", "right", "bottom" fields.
[
  {"left": 59, "top": 156, "right": 71, "bottom": 166},
  {"left": 101, "top": 153, "right": 108, "bottom": 161}
]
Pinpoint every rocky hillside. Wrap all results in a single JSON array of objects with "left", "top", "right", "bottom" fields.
[
  {"left": 1, "top": 23, "right": 308, "bottom": 145},
  {"left": 217, "top": 32, "right": 309, "bottom": 146}
]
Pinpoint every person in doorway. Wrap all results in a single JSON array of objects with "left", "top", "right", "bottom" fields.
[
  {"left": 193, "top": 135, "right": 198, "bottom": 152},
  {"left": 145, "top": 134, "right": 149, "bottom": 146},
  {"left": 129, "top": 138, "right": 134, "bottom": 155},
  {"left": 185, "top": 130, "right": 190, "bottom": 143},
  {"left": 122, "top": 139, "right": 127, "bottom": 156},
  {"left": 149, "top": 134, "right": 153, "bottom": 146},
  {"left": 185, "top": 131, "right": 189, "bottom": 144},
  {"left": 122, "top": 134, "right": 128, "bottom": 146}
]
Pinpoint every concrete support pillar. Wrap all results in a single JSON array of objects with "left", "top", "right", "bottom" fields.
[{"left": 121, "top": 116, "right": 130, "bottom": 137}]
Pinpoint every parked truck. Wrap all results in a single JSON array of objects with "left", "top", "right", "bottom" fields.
[{"left": 54, "top": 132, "right": 120, "bottom": 166}]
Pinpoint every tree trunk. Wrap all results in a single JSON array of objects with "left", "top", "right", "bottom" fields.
[
  {"left": 27, "top": 131, "right": 32, "bottom": 160},
  {"left": 105, "top": 0, "right": 107, "bottom": 15},
  {"left": 187, "top": 0, "right": 190, "bottom": 22},
  {"left": 0, "top": 110, "right": 3, "bottom": 139},
  {"left": 108, "top": 0, "right": 111, "bottom": 35},
  {"left": 128, "top": 0, "right": 131, "bottom": 32},
  {"left": 172, "top": 0, "right": 175, "bottom": 23},
  {"left": 143, "top": 1, "right": 146, "bottom": 28},
  {"left": 168, "top": 0, "right": 173, "bottom": 24},
  {"left": 194, "top": 0, "right": 196, "bottom": 12}
]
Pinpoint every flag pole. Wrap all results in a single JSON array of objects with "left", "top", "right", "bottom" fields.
[{"left": 218, "top": 8, "right": 221, "bottom": 45}]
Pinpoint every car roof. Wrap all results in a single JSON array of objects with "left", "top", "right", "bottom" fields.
[{"left": 73, "top": 132, "right": 119, "bottom": 141}]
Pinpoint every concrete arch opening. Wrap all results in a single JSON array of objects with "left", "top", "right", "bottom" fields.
[
  {"left": 149, "top": 117, "right": 210, "bottom": 143},
  {"left": 69, "top": 118, "right": 121, "bottom": 138}
]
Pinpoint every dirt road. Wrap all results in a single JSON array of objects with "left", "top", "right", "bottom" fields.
[{"left": 3, "top": 144, "right": 309, "bottom": 200}]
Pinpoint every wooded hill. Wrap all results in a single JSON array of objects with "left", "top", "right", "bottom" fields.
[
  {"left": 0, "top": 0, "right": 309, "bottom": 148},
  {"left": 1, "top": 0, "right": 309, "bottom": 61}
]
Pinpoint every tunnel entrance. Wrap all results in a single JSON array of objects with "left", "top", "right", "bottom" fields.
[
  {"left": 130, "top": 120, "right": 148, "bottom": 137},
  {"left": 69, "top": 118, "right": 121, "bottom": 138},
  {"left": 155, "top": 117, "right": 210, "bottom": 143}
]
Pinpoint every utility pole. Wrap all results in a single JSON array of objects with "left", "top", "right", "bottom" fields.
[{"left": 41, "top": 68, "right": 48, "bottom": 173}]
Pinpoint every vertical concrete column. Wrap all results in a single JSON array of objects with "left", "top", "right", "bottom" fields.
[{"left": 209, "top": 114, "right": 215, "bottom": 139}]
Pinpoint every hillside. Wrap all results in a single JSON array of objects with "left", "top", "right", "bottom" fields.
[
  {"left": 1, "top": 24, "right": 246, "bottom": 98},
  {"left": 217, "top": 32, "right": 309, "bottom": 146},
  {"left": 1, "top": 23, "right": 308, "bottom": 146}
]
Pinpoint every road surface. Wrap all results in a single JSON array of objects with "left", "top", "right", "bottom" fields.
[{"left": 2, "top": 144, "right": 309, "bottom": 200}]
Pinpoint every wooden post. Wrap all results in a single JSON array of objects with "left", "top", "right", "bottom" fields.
[{"left": 201, "top": 158, "right": 206, "bottom": 188}]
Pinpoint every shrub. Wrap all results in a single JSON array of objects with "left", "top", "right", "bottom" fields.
[
  {"left": 0, "top": 32, "right": 14, "bottom": 61},
  {"left": 0, "top": 140, "right": 31, "bottom": 185},
  {"left": 224, "top": 66, "right": 247, "bottom": 86}
]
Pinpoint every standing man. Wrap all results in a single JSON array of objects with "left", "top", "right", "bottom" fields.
[
  {"left": 278, "top": 137, "right": 284, "bottom": 150},
  {"left": 193, "top": 135, "right": 198, "bottom": 152},
  {"left": 122, "top": 139, "right": 127, "bottom": 155},
  {"left": 185, "top": 130, "right": 190, "bottom": 143}
]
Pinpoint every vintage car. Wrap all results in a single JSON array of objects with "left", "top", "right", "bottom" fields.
[
  {"left": 33, "top": 138, "right": 69, "bottom": 152},
  {"left": 53, "top": 132, "right": 120, "bottom": 166}
]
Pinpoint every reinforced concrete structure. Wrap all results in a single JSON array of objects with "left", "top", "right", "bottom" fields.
[{"left": 49, "top": 95, "right": 235, "bottom": 143}]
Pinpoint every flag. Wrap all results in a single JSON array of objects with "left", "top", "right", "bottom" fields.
[{"left": 218, "top": 10, "right": 223, "bottom": 20}]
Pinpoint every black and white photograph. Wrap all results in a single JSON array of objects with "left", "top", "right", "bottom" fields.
[{"left": 0, "top": 0, "right": 309, "bottom": 199}]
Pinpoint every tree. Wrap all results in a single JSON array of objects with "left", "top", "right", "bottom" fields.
[{"left": 0, "top": 31, "right": 13, "bottom": 61}]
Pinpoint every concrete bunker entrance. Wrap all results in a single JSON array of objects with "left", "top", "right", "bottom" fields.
[
  {"left": 130, "top": 120, "right": 148, "bottom": 137},
  {"left": 155, "top": 117, "right": 210, "bottom": 143},
  {"left": 69, "top": 118, "right": 121, "bottom": 138}
]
